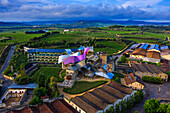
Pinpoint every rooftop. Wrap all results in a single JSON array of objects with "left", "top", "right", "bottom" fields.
[
  {"left": 27, "top": 48, "right": 77, "bottom": 53},
  {"left": 145, "top": 51, "right": 160, "bottom": 59},
  {"left": 8, "top": 83, "right": 38, "bottom": 89}
]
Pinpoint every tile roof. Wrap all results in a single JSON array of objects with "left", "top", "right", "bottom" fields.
[
  {"left": 71, "top": 81, "right": 134, "bottom": 112},
  {"left": 131, "top": 48, "right": 147, "bottom": 56},
  {"left": 101, "top": 84, "right": 126, "bottom": 99},
  {"left": 21, "top": 106, "right": 40, "bottom": 113},
  {"left": 7, "top": 99, "right": 77, "bottom": 113},
  {"left": 109, "top": 81, "right": 133, "bottom": 94},
  {"left": 51, "top": 99, "right": 78, "bottom": 113},
  {"left": 82, "top": 92, "right": 109, "bottom": 110},
  {"left": 71, "top": 96, "right": 99, "bottom": 113},
  {"left": 145, "top": 51, "right": 160, "bottom": 59},
  {"left": 124, "top": 73, "right": 136, "bottom": 85},
  {"left": 91, "top": 88, "right": 118, "bottom": 104}
]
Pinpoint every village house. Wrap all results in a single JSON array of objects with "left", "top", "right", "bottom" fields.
[
  {"left": 121, "top": 73, "right": 144, "bottom": 90},
  {"left": 0, "top": 83, "right": 37, "bottom": 108},
  {"left": 129, "top": 62, "right": 168, "bottom": 81}
]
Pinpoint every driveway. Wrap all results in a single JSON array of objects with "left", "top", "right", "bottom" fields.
[
  {"left": 0, "top": 46, "right": 16, "bottom": 99},
  {"left": 130, "top": 82, "right": 170, "bottom": 113}
]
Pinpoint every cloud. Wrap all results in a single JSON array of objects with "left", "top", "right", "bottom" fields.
[
  {"left": 0, "top": 0, "right": 169, "bottom": 21},
  {"left": 1, "top": 0, "right": 10, "bottom": 6}
]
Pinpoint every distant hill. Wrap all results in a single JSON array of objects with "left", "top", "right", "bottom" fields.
[
  {"left": 0, "top": 22, "right": 27, "bottom": 26},
  {"left": 42, "top": 20, "right": 170, "bottom": 28},
  {"left": 1, "top": 20, "right": 170, "bottom": 28}
]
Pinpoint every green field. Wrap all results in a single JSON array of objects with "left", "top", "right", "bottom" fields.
[
  {"left": 63, "top": 80, "right": 107, "bottom": 94},
  {"left": 0, "top": 33, "right": 44, "bottom": 44},
  {"left": 0, "top": 43, "right": 7, "bottom": 56},
  {"left": 33, "top": 67, "right": 63, "bottom": 82}
]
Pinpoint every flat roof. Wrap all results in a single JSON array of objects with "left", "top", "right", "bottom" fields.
[
  {"left": 8, "top": 83, "right": 38, "bottom": 89},
  {"left": 28, "top": 48, "right": 77, "bottom": 53}
]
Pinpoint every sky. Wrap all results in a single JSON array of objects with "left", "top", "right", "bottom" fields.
[{"left": 0, "top": 0, "right": 170, "bottom": 22}]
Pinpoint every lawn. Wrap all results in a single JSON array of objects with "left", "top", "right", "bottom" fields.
[
  {"left": 33, "top": 67, "right": 64, "bottom": 82},
  {"left": 63, "top": 80, "right": 107, "bottom": 94}
]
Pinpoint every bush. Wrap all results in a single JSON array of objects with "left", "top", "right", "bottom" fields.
[
  {"left": 142, "top": 76, "right": 162, "bottom": 84},
  {"left": 118, "top": 55, "right": 127, "bottom": 63},
  {"left": 14, "top": 76, "right": 33, "bottom": 85},
  {"left": 29, "top": 96, "right": 43, "bottom": 105},
  {"left": 33, "top": 87, "right": 48, "bottom": 98}
]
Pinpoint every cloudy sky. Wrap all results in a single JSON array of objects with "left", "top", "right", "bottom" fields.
[{"left": 0, "top": 0, "right": 170, "bottom": 22}]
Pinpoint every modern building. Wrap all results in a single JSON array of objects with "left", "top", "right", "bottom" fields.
[
  {"left": 24, "top": 47, "right": 78, "bottom": 63},
  {"left": 121, "top": 73, "right": 144, "bottom": 90},
  {"left": 160, "top": 46, "right": 170, "bottom": 64},
  {"left": 67, "top": 81, "right": 136, "bottom": 113}
]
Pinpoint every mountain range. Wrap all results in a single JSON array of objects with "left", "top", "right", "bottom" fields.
[{"left": 0, "top": 20, "right": 170, "bottom": 28}]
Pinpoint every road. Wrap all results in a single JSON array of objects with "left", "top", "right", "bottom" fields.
[
  {"left": 0, "top": 46, "right": 16, "bottom": 99},
  {"left": 130, "top": 82, "right": 170, "bottom": 113},
  {"left": 114, "top": 43, "right": 138, "bottom": 66}
]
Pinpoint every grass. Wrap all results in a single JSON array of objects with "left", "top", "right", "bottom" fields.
[
  {"left": 63, "top": 80, "right": 107, "bottom": 94},
  {"left": 41, "top": 33, "right": 86, "bottom": 43},
  {"left": 61, "top": 70, "right": 66, "bottom": 78},
  {"left": 94, "top": 41, "right": 126, "bottom": 54},
  {"left": 33, "top": 67, "right": 64, "bottom": 82},
  {"left": 0, "top": 33, "right": 44, "bottom": 44},
  {"left": 0, "top": 43, "right": 7, "bottom": 56}
]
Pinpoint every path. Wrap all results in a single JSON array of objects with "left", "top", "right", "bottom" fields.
[
  {"left": 0, "top": 46, "right": 16, "bottom": 99},
  {"left": 59, "top": 69, "right": 65, "bottom": 78}
]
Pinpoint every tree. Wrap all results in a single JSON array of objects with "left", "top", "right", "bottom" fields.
[
  {"left": 134, "top": 91, "right": 141, "bottom": 104},
  {"left": 118, "top": 55, "right": 127, "bottom": 63},
  {"left": 106, "top": 106, "right": 114, "bottom": 113},
  {"left": 144, "top": 98, "right": 160, "bottom": 113},
  {"left": 115, "top": 104, "right": 120, "bottom": 113},
  {"left": 29, "top": 96, "right": 43, "bottom": 105},
  {"left": 37, "top": 73, "right": 46, "bottom": 87},
  {"left": 131, "top": 96, "right": 135, "bottom": 106},
  {"left": 33, "top": 87, "right": 48, "bottom": 98},
  {"left": 14, "top": 76, "right": 33, "bottom": 85},
  {"left": 167, "top": 105, "right": 170, "bottom": 113},
  {"left": 20, "top": 63, "right": 26, "bottom": 76},
  {"left": 156, "top": 103, "right": 167, "bottom": 113},
  {"left": 126, "top": 98, "right": 132, "bottom": 109},
  {"left": 48, "top": 76, "right": 58, "bottom": 98},
  {"left": 121, "top": 100, "right": 126, "bottom": 113}
]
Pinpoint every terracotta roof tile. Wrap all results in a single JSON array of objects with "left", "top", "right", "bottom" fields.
[
  {"left": 146, "top": 51, "right": 160, "bottom": 59},
  {"left": 109, "top": 81, "right": 133, "bottom": 94},
  {"left": 101, "top": 84, "right": 126, "bottom": 99},
  {"left": 124, "top": 73, "right": 136, "bottom": 85},
  {"left": 71, "top": 96, "right": 99, "bottom": 113},
  {"left": 51, "top": 99, "right": 78, "bottom": 113},
  {"left": 131, "top": 48, "right": 146, "bottom": 56}
]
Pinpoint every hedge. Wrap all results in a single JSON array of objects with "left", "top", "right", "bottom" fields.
[{"left": 142, "top": 76, "right": 162, "bottom": 84}]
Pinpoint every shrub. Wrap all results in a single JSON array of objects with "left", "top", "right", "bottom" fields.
[
  {"left": 14, "top": 76, "right": 33, "bottom": 85},
  {"left": 142, "top": 76, "right": 162, "bottom": 84},
  {"left": 29, "top": 96, "right": 43, "bottom": 105},
  {"left": 33, "top": 87, "right": 48, "bottom": 98}
]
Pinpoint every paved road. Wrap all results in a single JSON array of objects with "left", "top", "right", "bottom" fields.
[
  {"left": 114, "top": 43, "right": 138, "bottom": 66},
  {"left": 130, "top": 82, "right": 170, "bottom": 113},
  {"left": 0, "top": 46, "right": 16, "bottom": 99}
]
